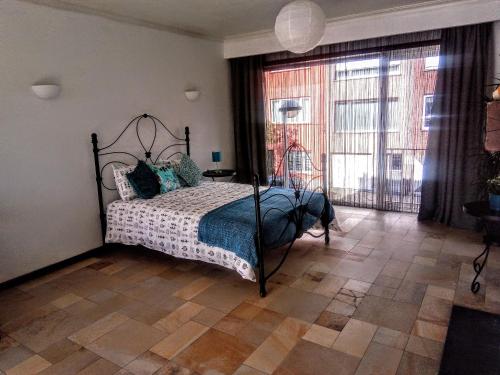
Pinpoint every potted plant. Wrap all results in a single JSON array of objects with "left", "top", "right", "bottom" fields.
[{"left": 487, "top": 176, "right": 500, "bottom": 211}]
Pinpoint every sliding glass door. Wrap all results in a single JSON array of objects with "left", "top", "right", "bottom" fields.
[
  {"left": 329, "top": 46, "right": 439, "bottom": 212},
  {"left": 263, "top": 44, "right": 439, "bottom": 213}
]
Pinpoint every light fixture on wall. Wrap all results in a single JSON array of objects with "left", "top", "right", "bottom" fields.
[
  {"left": 31, "top": 84, "right": 61, "bottom": 99},
  {"left": 184, "top": 89, "right": 200, "bottom": 101},
  {"left": 275, "top": 0, "right": 326, "bottom": 54}
]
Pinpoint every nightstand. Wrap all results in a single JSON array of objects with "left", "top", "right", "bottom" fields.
[
  {"left": 463, "top": 201, "right": 500, "bottom": 293},
  {"left": 202, "top": 169, "right": 236, "bottom": 181}
]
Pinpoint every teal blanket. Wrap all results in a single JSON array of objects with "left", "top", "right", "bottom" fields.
[{"left": 198, "top": 188, "right": 334, "bottom": 267}]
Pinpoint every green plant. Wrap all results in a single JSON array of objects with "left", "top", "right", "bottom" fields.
[{"left": 487, "top": 176, "right": 500, "bottom": 195}]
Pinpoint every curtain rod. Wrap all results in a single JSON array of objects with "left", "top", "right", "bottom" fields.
[{"left": 263, "top": 38, "right": 441, "bottom": 70}]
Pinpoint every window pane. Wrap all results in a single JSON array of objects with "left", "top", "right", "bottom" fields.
[
  {"left": 334, "top": 99, "right": 399, "bottom": 132},
  {"left": 422, "top": 95, "right": 434, "bottom": 130},
  {"left": 424, "top": 56, "right": 439, "bottom": 70},
  {"left": 288, "top": 151, "right": 312, "bottom": 172},
  {"left": 391, "top": 154, "right": 403, "bottom": 170},
  {"left": 334, "top": 100, "right": 378, "bottom": 132},
  {"left": 335, "top": 58, "right": 401, "bottom": 80}
]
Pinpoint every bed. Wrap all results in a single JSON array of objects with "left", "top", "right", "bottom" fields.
[{"left": 92, "top": 114, "right": 334, "bottom": 296}]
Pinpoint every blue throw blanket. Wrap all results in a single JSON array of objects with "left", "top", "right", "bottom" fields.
[{"left": 198, "top": 188, "right": 334, "bottom": 267}]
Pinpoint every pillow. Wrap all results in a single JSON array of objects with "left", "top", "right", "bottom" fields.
[
  {"left": 112, "top": 164, "right": 137, "bottom": 201},
  {"left": 173, "top": 154, "right": 202, "bottom": 187},
  {"left": 149, "top": 165, "right": 181, "bottom": 193},
  {"left": 158, "top": 158, "right": 181, "bottom": 169},
  {"left": 126, "top": 161, "right": 160, "bottom": 199},
  {"left": 157, "top": 158, "right": 189, "bottom": 186},
  {"left": 112, "top": 160, "right": 174, "bottom": 201}
]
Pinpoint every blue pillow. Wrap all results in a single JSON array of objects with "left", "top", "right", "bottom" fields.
[
  {"left": 149, "top": 165, "right": 181, "bottom": 193},
  {"left": 173, "top": 154, "right": 202, "bottom": 187},
  {"left": 126, "top": 161, "right": 160, "bottom": 199}
]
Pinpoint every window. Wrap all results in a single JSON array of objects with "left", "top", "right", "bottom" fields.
[
  {"left": 334, "top": 99, "right": 399, "bottom": 132},
  {"left": 422, "top": 95, "right": 434, "bottom": 130},
  {"left": 263, "top": 43, "right": 440, "bottom": 213},
  {"left": 390, "top": 154, "right": 403, "bottom": 171},
  {"left": 288, "top": 151, "right": 312, "bottom": 172},
  {"left": 335, "top": 58, "right": 401, "bottom": 80},
  {"left": 271, "top": 97, "right": 311, "bottom": 124},
  {"left": 424, "top": 56, "right": 439, "bottom": 70}
]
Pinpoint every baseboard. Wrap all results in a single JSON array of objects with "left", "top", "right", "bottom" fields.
[{"left": 0, "top": 246, "right": 105, "bottom": 291}]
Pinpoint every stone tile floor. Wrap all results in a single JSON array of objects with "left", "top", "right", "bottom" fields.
[{"left": 1, "top": 206, "right": 500, "bottom": 374}]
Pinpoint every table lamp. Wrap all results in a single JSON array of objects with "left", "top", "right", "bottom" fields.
[{"left": 212, "top": 151, "right": 221, "bottom": 171}]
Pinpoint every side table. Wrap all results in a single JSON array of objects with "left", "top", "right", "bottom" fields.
[
  {"left": 463, "top": 201, "right": 500, "bottom": 293},
  {"left": 202, "top": 169, "right": 236, "bottom": 182}
]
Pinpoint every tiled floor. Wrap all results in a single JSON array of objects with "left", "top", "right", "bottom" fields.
[{"left": 1, "top": 206, "right": 500, "bottom": 375}]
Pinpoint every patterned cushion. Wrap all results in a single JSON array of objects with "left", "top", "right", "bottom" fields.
[
  {"left": 157, "top": 158, "right": 189, "bottom": 186},
  {"left": 126, "top": 161, "right": 160, "bottom": 199},
  {"left": 149, "top": 165, "right": 181, "bottom": 193},
  {"left": 112, "top": 164, "right": 136, "bottom": 201},
  {"left": 173, "top": 154, "right": 202, "bottom": 187},
  {"left": 112, "top": 160, "right": 175, "bottom": 201}
]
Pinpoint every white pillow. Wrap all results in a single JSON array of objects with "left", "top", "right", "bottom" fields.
[
  {"left": 112, "top": 164, "right": 136, "bottom": 201},
  {"left": 158, "top": 158, "right": 181, "bottom": 169}
]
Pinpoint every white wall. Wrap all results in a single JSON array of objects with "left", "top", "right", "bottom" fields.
[
  {"left": 224, "top": 0, "right": 500, "bottom": 58},
  {"left": 0, "top": 0, "right": 233, "bottom": 283}
]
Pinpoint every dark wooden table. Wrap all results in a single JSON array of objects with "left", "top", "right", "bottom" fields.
[
  {"left": 202, "top": 169, "right": 236, "bottom": 181},
  {"left": 463, "top": 201, "right": 500, "bottom": 293}
]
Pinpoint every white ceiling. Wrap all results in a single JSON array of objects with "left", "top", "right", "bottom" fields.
[{"left": 24, "top": 0, "right": 461, "bottom": 39}]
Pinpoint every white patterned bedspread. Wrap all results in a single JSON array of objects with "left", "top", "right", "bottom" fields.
[{"left": 105, "top": 182, "right": 258, "bottom": 280}]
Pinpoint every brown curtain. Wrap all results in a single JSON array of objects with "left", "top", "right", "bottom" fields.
[
  {"left": 230, "top": 55, "right": 267, "bottom": 184},
  {"left": 418, "top": 23, "right": 492, "bottom": 228}
]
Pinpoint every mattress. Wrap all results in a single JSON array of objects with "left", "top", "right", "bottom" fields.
[
  {"left": 106, "top": 181, "right": 333, "bottom": 281},
  {"left": 106, "top": 182, "right": 258, "bottom": 280}
]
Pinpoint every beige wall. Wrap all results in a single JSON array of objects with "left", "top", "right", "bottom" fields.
[{"left": 0, "top": 0, "right": 233, "bottom": 283}]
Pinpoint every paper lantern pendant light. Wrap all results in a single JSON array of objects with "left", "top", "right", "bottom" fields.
[{"left": 275, "top": 0, "right": 326, "bottom": 54}]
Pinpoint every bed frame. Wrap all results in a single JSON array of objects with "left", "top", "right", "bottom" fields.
[{"left": 91, "top": 113, "right": 330, "bottom": 297}]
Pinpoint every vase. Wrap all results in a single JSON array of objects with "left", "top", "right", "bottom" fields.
[{"left": 489, "top": 193, "right": 500, "bottom": 211}]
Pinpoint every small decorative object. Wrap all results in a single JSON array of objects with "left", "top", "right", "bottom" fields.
[
  {"left": 487, "top": 176, "right": 500, "bottom": 211},
  {"left": 274, "top": 0, "right": 326, "bottom": 54},
  {"left": 184, "top": 89, "right": 200, "bottom": 101},
  {"left": 31, "top": 84, "right": 61, "bottom": 99},
  {"left": 493, "top": 85, "right": 500, "bottom": 101},
  {"left": 486, "top": 75, "right": 499, "bottom": 101},
  {"left": 212, "top": 151, "right": 221, "bottom": 171}
]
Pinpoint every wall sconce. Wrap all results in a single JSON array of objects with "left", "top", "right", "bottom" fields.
[
  {"left": 184, "top": 89, "right": 200, "bottom": 102},
  {"left": 31, "top": 84, "right": 61, "bottom": 99}
]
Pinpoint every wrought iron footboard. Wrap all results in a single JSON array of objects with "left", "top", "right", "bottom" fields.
[{"left": 252, "top": 145, "right": 330, "bottom": 297}]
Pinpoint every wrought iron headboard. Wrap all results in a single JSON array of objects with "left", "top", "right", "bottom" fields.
[{"left": 91, "top": 113, "right": 190, "bottom": 243}]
